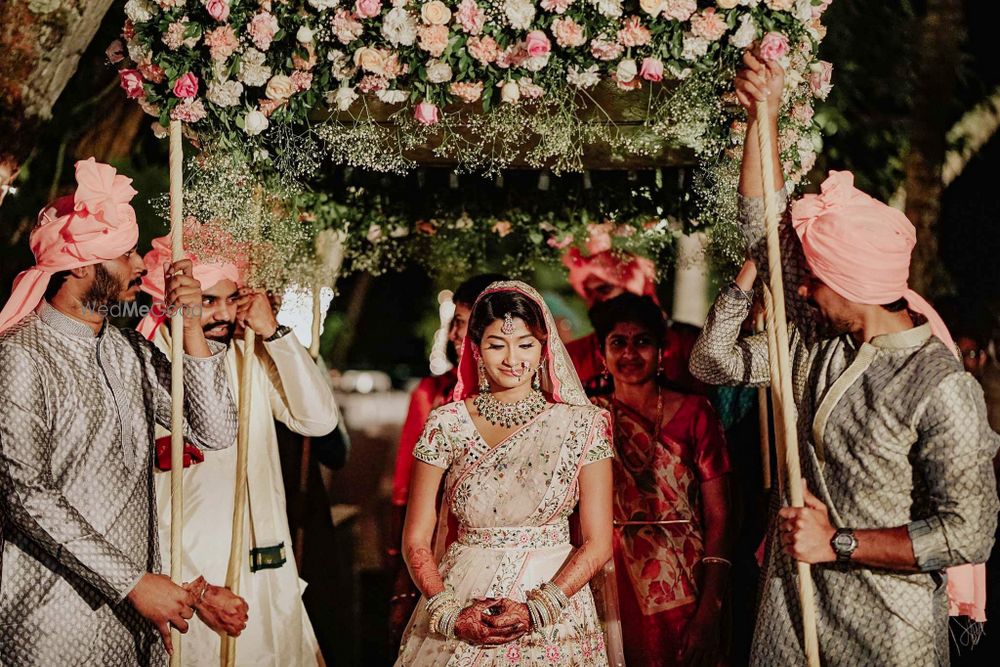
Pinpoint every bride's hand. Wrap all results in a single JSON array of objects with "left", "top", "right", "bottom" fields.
[
  {"left": 480, "top": 598, "right": 532, "bottom": 642},
  {"left": 453, "top": 599, "right": 528, "bottom": 645}
]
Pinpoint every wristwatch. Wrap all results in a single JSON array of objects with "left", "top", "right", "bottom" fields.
[
  {"left": 831, "top": 528, "right": 858, "bottom": 565},
  {"left": 265, "top": 325, "right": 292, "bottom": 342}
]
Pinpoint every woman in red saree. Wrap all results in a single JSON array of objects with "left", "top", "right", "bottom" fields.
[{"left": 590, "top": 294, "right": 733, "bottom": 667}]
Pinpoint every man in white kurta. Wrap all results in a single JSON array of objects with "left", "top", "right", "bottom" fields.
[{"left": 139, "top": 237, "right": 340, "bottom": 666}]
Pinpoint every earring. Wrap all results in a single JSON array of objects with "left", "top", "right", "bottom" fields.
[
  {"left": 532, "top": 360, "right": 543, "bottom": 391},
  {"left": 601, "top": 360, "right": 610, "bottom": 382},
  {"left": 478, "top": 357, "right": 490, "bottom": 393}
]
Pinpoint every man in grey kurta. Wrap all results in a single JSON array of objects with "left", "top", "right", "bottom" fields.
[
  {"left": 0, "top": 158, "right": 238, "bottom": 666},
  {"left": 690, "top": 56, "right": 998, "bottom": 666}
]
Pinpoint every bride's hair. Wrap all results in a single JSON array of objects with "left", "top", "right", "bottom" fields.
[{"left": 469, "top": 290, "right": 548, "bottom": 346}]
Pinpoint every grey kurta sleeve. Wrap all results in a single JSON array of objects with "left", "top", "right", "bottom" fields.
[
  {"left": 262, "top": 333, "right": 339, "bottom": 437},
  {"left": 0, "top": 345, "right": 146, "bottom": 602},
  {"left": 908, "top": 372, "right": 1000, "bottom": 570},
  {"left": 690, "top": 285, "right": 771, "bottom": 387},
  {"left": 143, "top": 335, "right": 237, "bottom": 451},
  {"left": 738, "top": 188, "right": 820, "bottom": 345}
]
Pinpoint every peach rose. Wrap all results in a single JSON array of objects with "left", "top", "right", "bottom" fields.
[
  {"left": 354, "top": 46, "right": 388, "bottom": 75},
  {"left": 809, "top": 60, "right": 833, "bottom": 99},
  {"left": 265, "top": 74, "right": 296, "bottom": 100},
  {"left": 449, "top": 81, "right": 484, "bottom": 103},
  {"left": 690, "top": 7, "right": 727, "bottom": 42},
  {"left": 552, "top": 17, "right": 585, "bottom": 48},
  {"left": 467, "top": 35, "right": 499, "bottom": 64},
  {"left": 355, "top": 0, "right": 382, "bottom": 18},
  {"left": 492, "top": 221, "right": 513, "bottom": 237},
  {"left": 418, "top": 24, "right": 449, "bottom": 57},
  {"left": 421, "top": 0, "right": 452, "bottom": 25}
]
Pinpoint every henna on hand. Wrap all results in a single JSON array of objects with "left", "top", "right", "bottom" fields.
[
  {"left": 405, "top": 546, "right": 446, "bottom": 598},
  {"left": 482, "top": 598, "right": 532, "bottom": 633},
  {"left": 454, "top": 599, "right": 527, "bottom": 646},
  {"left": 194, "top": 583, "right": 249, "bottom": 637}
]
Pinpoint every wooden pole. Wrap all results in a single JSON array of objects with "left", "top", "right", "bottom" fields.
[
  {"left": 756, "top": 98, "right": 821, "bottom": 667},
  {"left": 168, "top": 119, "right": 185, "bottom": 667},
  {"left": 761, "top": 287, "right": 787, "bottom": 493},
  {"left": 754, "top": 309, "right": 771, "bottom": 491},
  {"left": 221, "top": 326, "right": 254, "bottom": 667}
]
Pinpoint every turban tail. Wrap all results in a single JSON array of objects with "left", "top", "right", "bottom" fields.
[
  {"left": 0, "top": 159, "right": 139, "bottom": 334},
  {"left": 137, "top": 225, "right": 244, "bottom": 340}
]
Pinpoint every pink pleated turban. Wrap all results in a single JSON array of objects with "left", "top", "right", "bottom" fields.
[
  {"left": 136, "top": 225, "right": 244, "bottom": 340},
  {"left": 0, "top": 158, "right": 139, "bottom": 334},
  {"left": 563, "top": 248, "right": 658, "bottom": 307},
  {"left": 791, "top": 170, "right": 956, "bottom": 357}
]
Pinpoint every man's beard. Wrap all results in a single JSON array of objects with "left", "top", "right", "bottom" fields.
[
  {"left": 82, "top": 264, "right": 134, "bottom": 310},
  {"left": 203, "top": 320, "right": 235, "bottom": 343}
]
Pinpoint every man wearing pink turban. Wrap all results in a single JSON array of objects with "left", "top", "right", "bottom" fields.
[
  {"left": 562, "top": 246, "right": 704, "bottom": 395},
  {"left": 690, "top": 55, "right": 998, "bottom": 666},
  {"left": 0, "top": 159, "right": 244, "bottom": 665},
  {"left": 139, "top": 231, "right": 339, "bottom": 666}
]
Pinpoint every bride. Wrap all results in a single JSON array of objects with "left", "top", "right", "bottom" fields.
[{"left": 396, "top": 281, "right": 617, "bottom": 666}]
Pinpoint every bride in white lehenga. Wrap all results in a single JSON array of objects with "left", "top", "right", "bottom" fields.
[{"left": 396, "top": 281, "right": 622, "bottom": 667}]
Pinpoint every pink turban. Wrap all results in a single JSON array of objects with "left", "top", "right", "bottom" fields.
[
  {"left": 0, "top": 158, "right": 139, "bottom": 334},
  {"left": 136, "top": 225, "right": 244, "bottom": 340},
  {"left": 791, "top": 170, "right": 956, "bottom": 358},
  {"left": 563, "top": 248, "right": 658, "bottom": 307}
]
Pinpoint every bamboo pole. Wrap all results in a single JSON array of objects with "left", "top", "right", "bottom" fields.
[
  {"left": 221, "top": 325, "right": 254, "bottom": 667},
  {"left": 754, "top": 310, "right": 771, "bottom": 491},
  {"left": 756, "top": 98, "right": 820, "bottom": 667},
  {"left": 168, "top": 119, "right": 185, "bottom": 667},
  {"left": 761, "top": 287, "right": 787, "bottom": 493}
]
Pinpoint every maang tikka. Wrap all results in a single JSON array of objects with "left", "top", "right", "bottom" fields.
[{"left": 501, "top": 312, "right": 515, "bottom": 335}]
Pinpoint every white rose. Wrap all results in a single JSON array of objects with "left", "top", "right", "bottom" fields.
[
  {"left": 297, "top": 26, "right": 315, "bottom": 43},
  {"left": 717, "top": 0, "right": 739, "bottom": 8},
  {"left": 244, "top": 109, "right": 269, "bottom": 135},
  {"left": 382, "top": 7, "right": 418, "bottom": 46},
  {"left": 366, "top": 223, "right": 383, "bottom": 243},
  {"left": 425, "top": 60, "right": 453, "bottom": 83},
  {"left": 504, "top": 0, "right": 535, "bottom": 30},
  {"left": 389, "top": 225, "right": 409, "bottom": 238},
  {"left": 376, "top": 88, "right": 408, "bottom": 104},
  {"left": 206, "top": 79, "right": 244, "bottom": 107},
  {"left": 307, "top": 0, "right": 340, "bottom": 8},
  {"left": 729, "top": 14, "right": 756, "bottom": 49},
  {"left": 593, "top": 0, "right": 623, "bottom": 18},
  {"left": 616, "top": 58, "right": 637, "bottom": 83},
  {"left": 265, "top": 74, "right": 296, "bottom": 100},
  {"left": 523, "top": 54, "right": 550, "bottom": 72},
  {"left": 125, "top": 0, "right": 157, "bottom": 23},
  {"left": 333, "top": 86, "right": 359, "bottom": 111},
  {"left": 794, "top": 0, "right": 813, "bottom": 22},
  {"left": 421, "top": 0, "right": 452, "bottom": 25},
  {"left": 639, "top": 0, "right": 665, "bottom": 16},
  {"left": 500, "top": 80, "right": 521, "bottom": 104}
]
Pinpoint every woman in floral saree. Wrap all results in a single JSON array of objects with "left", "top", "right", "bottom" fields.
[
  {"left": 396, "top": 281, "right": 620, "bottom": 666},
  {"left": 589, "top": 294, "right": 733, "bottom": 667}
]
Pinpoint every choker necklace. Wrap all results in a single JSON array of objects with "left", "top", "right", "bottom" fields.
[{"left": 474, "top": 389, "right": 548, "bottom": 428}]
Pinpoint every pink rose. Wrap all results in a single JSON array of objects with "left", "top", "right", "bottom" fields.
[
  {"left": 119, "top": 69, "right": 145, "bottom": 99},
  {"left": 248, "top": 12, "right": 279, "bottom": 51},
  {"left": 809, "top": 60, "right": 833, "bottom": 99},
  {"left": 355, "top": 0, "right": 382, "bottom": 19},
  {"left": 690, "top": 8, "right": 727, "bottom": 42},
  {"left": 639, "top": 57, "right": 663, "bottom": 82},
  {"left": 457, "top": 0, "right": 486, "bottom": 36},
  {"left": 551, "top": 17, "right": 585, "bottom": 48},
  {"left": 204, "top": 0, "right": 230, "bottom": 22},
  {"left": 172, "top": 72, "right": 199, "bottom": 99},
  {"left": 414, "top": 101, "right": 439, "bottom": 125},
  {"left": 291, "top": 70, "right": 313, "bottom": 92},
  {"left": 170, "top": 98, "right": 207, "bottom": 123},
  {"left": 106, "top": 40, "right": 125, "bottom": 64},
  {"left": 758, "top": 31, "right": 789, "bottom": 62},
  {"left": 524, "top": 30, "right": 551, "bottom": 57}
]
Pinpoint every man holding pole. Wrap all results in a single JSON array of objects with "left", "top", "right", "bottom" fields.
[
  {"left": 690, "top": 55, "right": 999, "bottom": 665},
  {"left": 139, "top": 232, "right": 340, "bottom": 666},
  {"left": 0, "top": 159, "right": 241, "bottom": 665}
]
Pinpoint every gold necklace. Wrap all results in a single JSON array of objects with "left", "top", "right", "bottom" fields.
[{"left": 473, "top": 389, "right": 548, "bottom": 428}]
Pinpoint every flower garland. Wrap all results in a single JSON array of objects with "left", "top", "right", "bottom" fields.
[{"left": 112, "top": 0, "right": 835, "bottom": 273}]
